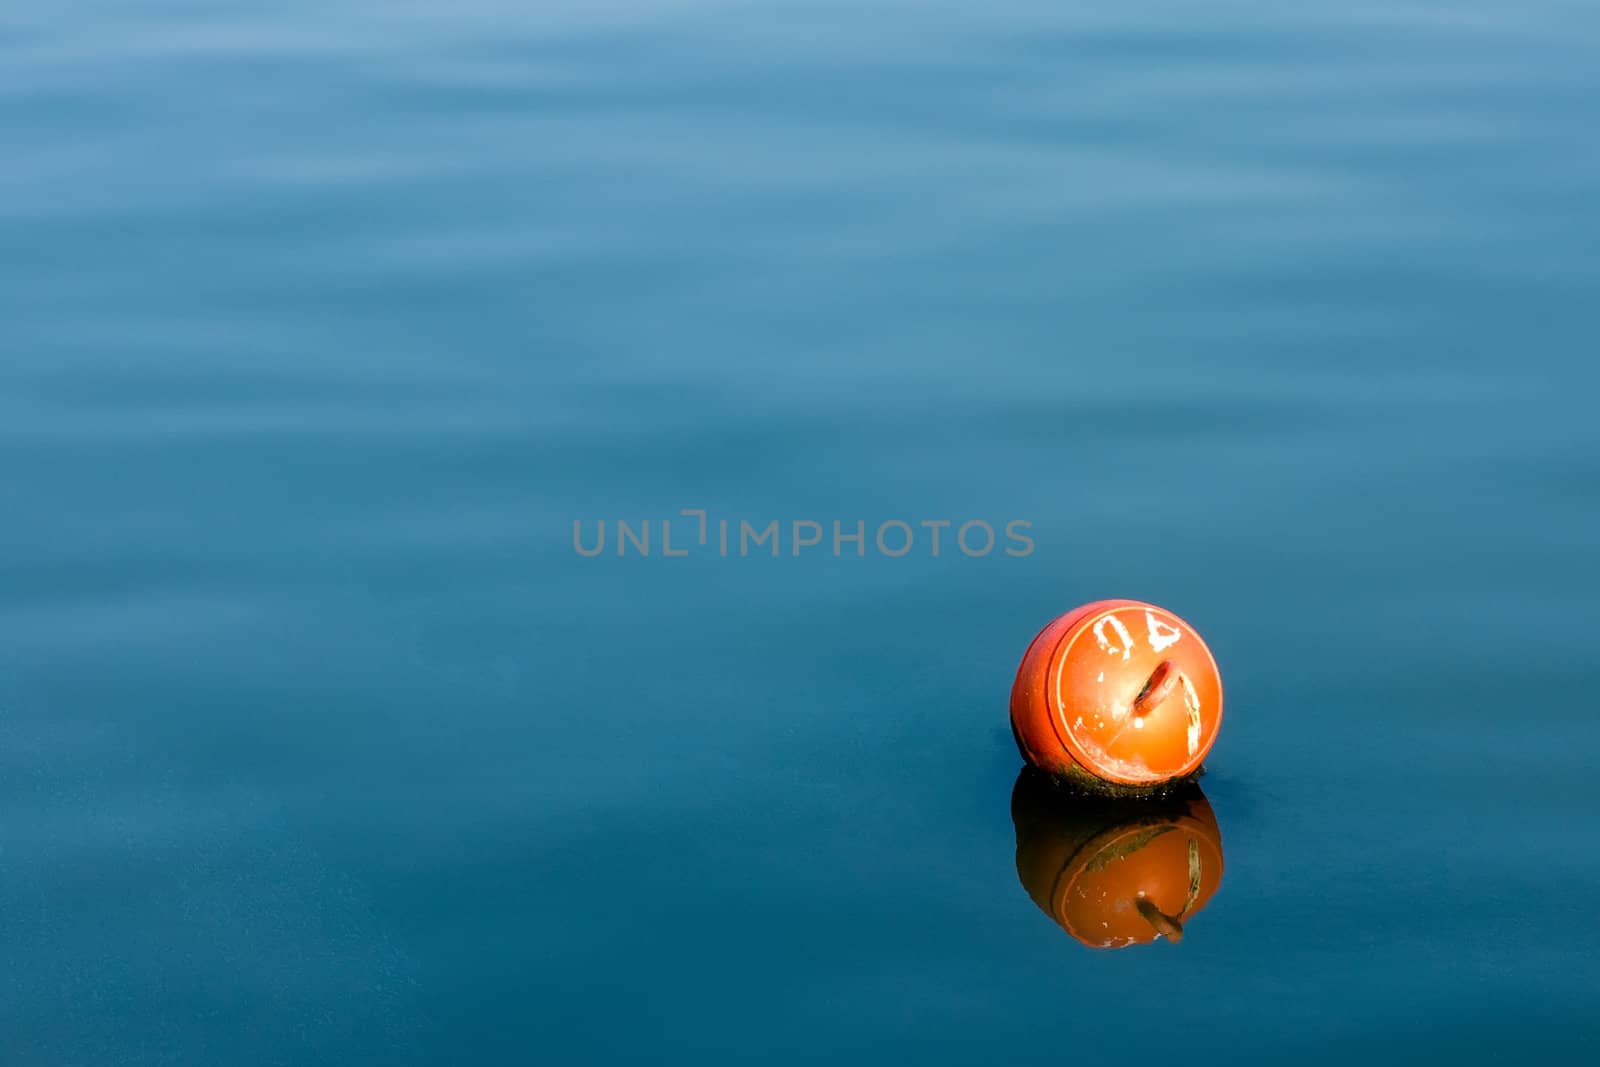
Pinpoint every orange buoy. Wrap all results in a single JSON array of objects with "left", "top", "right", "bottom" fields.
[
  {"left": 1011, "top": 768, "right": 1224, "bottom": 948},
  {"left": 1010, "top": 599, "right": 1222, "bottom": 791}
]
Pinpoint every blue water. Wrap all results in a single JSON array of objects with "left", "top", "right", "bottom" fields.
[{"left": 3, "top": 1, "right": 1598, "bottom": 1062}]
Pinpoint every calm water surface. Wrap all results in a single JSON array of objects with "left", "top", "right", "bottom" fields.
[{"left": 3, "top": 1, "right": 1598, "bottom": 1062}]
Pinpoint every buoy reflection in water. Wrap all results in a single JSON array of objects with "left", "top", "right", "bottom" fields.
[{"left": 1011, "top": 768, "right": 1224, "bottom": 949}]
